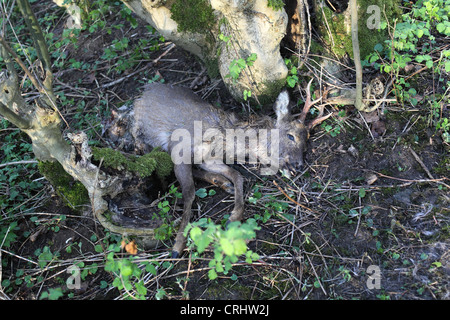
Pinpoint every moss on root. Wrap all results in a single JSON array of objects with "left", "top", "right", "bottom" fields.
[
  {"left": 37, "top": 161, "right": 89, "bottom": 211},
  {"left": 170, "top": 0, "right": 216, "bottom": 34},
  {"left": 91, "top": 147, "right": 173, "bottom": 180}
]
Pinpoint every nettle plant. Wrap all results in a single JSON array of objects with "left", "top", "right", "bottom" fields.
[
  {"left": 184, "top": 218, "right": 260, "bottom": 280},
  {"left": 364, "top": 0, "right": 450, "bottom": 141},
  {"left": 365, "top": 0, "right": 450, "bottom": 85}
]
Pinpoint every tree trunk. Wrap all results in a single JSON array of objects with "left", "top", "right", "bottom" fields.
[
  {"left": 121, "top": 0, "right": 289, "bottom": 103},
  {"left": 0, "top": 0, "right": 165, "bottom": 246}
]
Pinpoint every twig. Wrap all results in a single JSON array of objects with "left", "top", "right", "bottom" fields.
[
  {"left": 272, "top": 180, "right": 320, "bottom": 216},
  {"left": 101, "top": 43, "right": 176, "bottom": 89},
  {"left": 358, "top": 110, "right": 375, "bottom": 141},
  {"left": 350, "top": 0, "right": 363, "bottom": 111},
  {"left": 409, "top": 147, "right": 434, "bottom": 179},
  {"left": 369, "top": 170, "right": 449, "bottom": 188},
  {"left": 305, "top": 253, "right": 327, "bottom": 296},
  {"left": 0, "top": 160, "right": 38, "bottom": 168}
]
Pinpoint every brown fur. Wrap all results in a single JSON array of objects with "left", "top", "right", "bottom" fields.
[{"left": 131, "top": 83, "right": 324, "bottom": 257}]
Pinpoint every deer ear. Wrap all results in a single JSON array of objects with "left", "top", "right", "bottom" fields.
[{"left": 274, "top": 90, "right": 290, "bottom": 124}]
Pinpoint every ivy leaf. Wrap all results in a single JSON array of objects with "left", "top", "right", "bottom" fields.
[
  {"left": 436, "top": 23, "right": 445, "bottom": 33},
  {"left": 359, "top": 188, "right": 366, "bottom": 198},
  {"left": 195, "top": 188, "right": 207, "bottom": 198}
]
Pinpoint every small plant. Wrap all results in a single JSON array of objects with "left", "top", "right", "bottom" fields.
[
  {"left": 153, "top": 185, "right": 182, "bottom": 240},
  {"left": 284, "top": 58, "right": 299, "bottom": 88},
  {"left": 363, "top": 0, "right": 450, "bottom": 139},
  {"left": 226, "top": 53, "right": 258, "bottom": 82},
  {"left": 104, "top": 242, "right": 146, "bottom": 299},
  {"left": 184, "top": 218, "right": 260, "bottom": 280},
  {"left": 267, "top": 0, "right": 285, "bottom": 11}
]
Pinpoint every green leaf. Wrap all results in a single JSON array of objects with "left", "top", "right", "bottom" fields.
[
  {"left": 208, "top": 269, "right": 218, "bottom": 280},
  {"left": 44, "top": 288, "right": 64, "bottom": 300},
  {"left": 436, "top": 23, "right": 445, "bottom": 33},
  {"left": 220, "top": 238, "right": 234, "bottom": 256},
  {"left": 359, "top": 188, "right": 366, "bottom": 198},
  {"left": 445, "top": 61, "right": 450, "bottom": 72},
  {"left": 195, "top": 188, "right": 208, "bottom": 198},
  {"left": 286, "top": 75, "right": 298, "bottom": 88},
  {"left": 236, "top": 58, "right": 246, "bottom": 69},
  {"left": 146, "top": 263, "right": 157, "bottom": 275},
  {"left": 416, "top": 29, "right": 424, "bottom": 38},
  {"left": 374, "top": 43, "right": 383, "bottom": 52},
  {"left": 135, "top": 281, "right": 147, "bottom": 296},
  {"left": 233, "top": 239, "right": 247, "bottom": 256},
  {"left": 119, "top": 260, "right": 133, "bottom": 277},
  {"left": 189, "top": 226, "right": 202, "bottom": 241}
]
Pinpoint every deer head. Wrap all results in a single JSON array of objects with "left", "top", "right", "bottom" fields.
[{"left": 273, "top": 79, "right": 333, "bottom": 176}]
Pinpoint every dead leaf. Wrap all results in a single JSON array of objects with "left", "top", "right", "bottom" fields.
[
  {"left": 366, "top": 173, "right": 378, "bottom": 185},
  {"left": 121, "top": 239, "right": 138, "bottom": 255},
  {"left": 348, "top": 145, "right": 358, "bottom": 157},
  {"left": 125, "top": 240, "right": 138, "bottom": 255},
  {"left": 362, "top": 111, "right": 380, "bottom": 123},
  {"left": 371, "top": 120, "right": 386, "bottom": 137}
]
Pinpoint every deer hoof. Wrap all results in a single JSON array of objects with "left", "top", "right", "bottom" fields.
[{"left": 171, "top": 250, "right": 180, "bottom": 259}]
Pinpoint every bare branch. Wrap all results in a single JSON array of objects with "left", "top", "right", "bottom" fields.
[{"left": 16, "top": 0, "right": 54, "bottom": 94}]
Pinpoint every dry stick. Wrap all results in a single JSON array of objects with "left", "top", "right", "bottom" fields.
[
  {"left": 101, "top": 43, "right": 176, "bottom": 89},
  {"left": 305, "top": 253, "right": 327, "bottom": 296},
  {"left": 272, "top": 180, "right": 320, "bottom": 216},
  {"left": 0, "top": 36, "right": 41, "bottom": 91},
  {"left": 409, "top": 147, "right": 435, "bottom": 180},
  {"left": 350, "top": 0, "right": 363, "bottom": 111},
  {"left": 0, "top": 160, "right": 38, "bottom": 168},
  {"left": 370, "top": 170, "right": 450, "bottom": 189},
  {"left": 268, "top": 185, "right": 329, "bottom": 275}
]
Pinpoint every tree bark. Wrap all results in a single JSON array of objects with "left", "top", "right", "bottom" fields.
[
  {"left": 121, "top": 0, "right": 289, "bottom": 103},
  {"left": 0, "top": 0, "right": 162, "bottom": 242}
]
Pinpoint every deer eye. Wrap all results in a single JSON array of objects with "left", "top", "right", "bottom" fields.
[{"left": 287, "top": 134, "right": 295, "bottom": 141}]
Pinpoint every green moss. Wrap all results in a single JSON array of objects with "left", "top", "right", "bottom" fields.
[
  {"left": 170, "top": 0, "right": 216, "bottom": 34},
  {"left": 249, "top": 78, "right": 287, "bottom": 106},
  {"left": 316, "top": 0, "right": 401, "bottom": 59},
  {"left": 435, "top": 157, "right": 450, "bottom": 176},
  {"left": 91, "top": 147, "right": 173, "bottom": 179},
  {"left": 37, "top": 161, "right": 89, "bottom": 211},
  {"left": 204, "top": 55, "right": 220, "bottom": 79}
]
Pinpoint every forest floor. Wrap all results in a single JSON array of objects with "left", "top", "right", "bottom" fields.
[{"left": 0, "top": 1, "right": 448, "bottom": 300}]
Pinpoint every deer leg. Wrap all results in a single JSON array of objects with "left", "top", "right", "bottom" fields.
[
  {"left": 172, "top": 163, "right": 195, "bottom": 258},
  {"left": 199, "top": 162, "right": 244, "bottom": 222},
  {"left": 192, "top": 169, "right": 234, "bottom": 194}
]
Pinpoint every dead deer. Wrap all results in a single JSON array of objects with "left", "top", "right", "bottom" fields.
[{"left": 131, "top": 80, "right": 331, "bottom": 257}]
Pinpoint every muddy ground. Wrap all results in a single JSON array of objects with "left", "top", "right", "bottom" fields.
[{"left": 1, "top": 2, "right": 448, "bottom": 300}]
